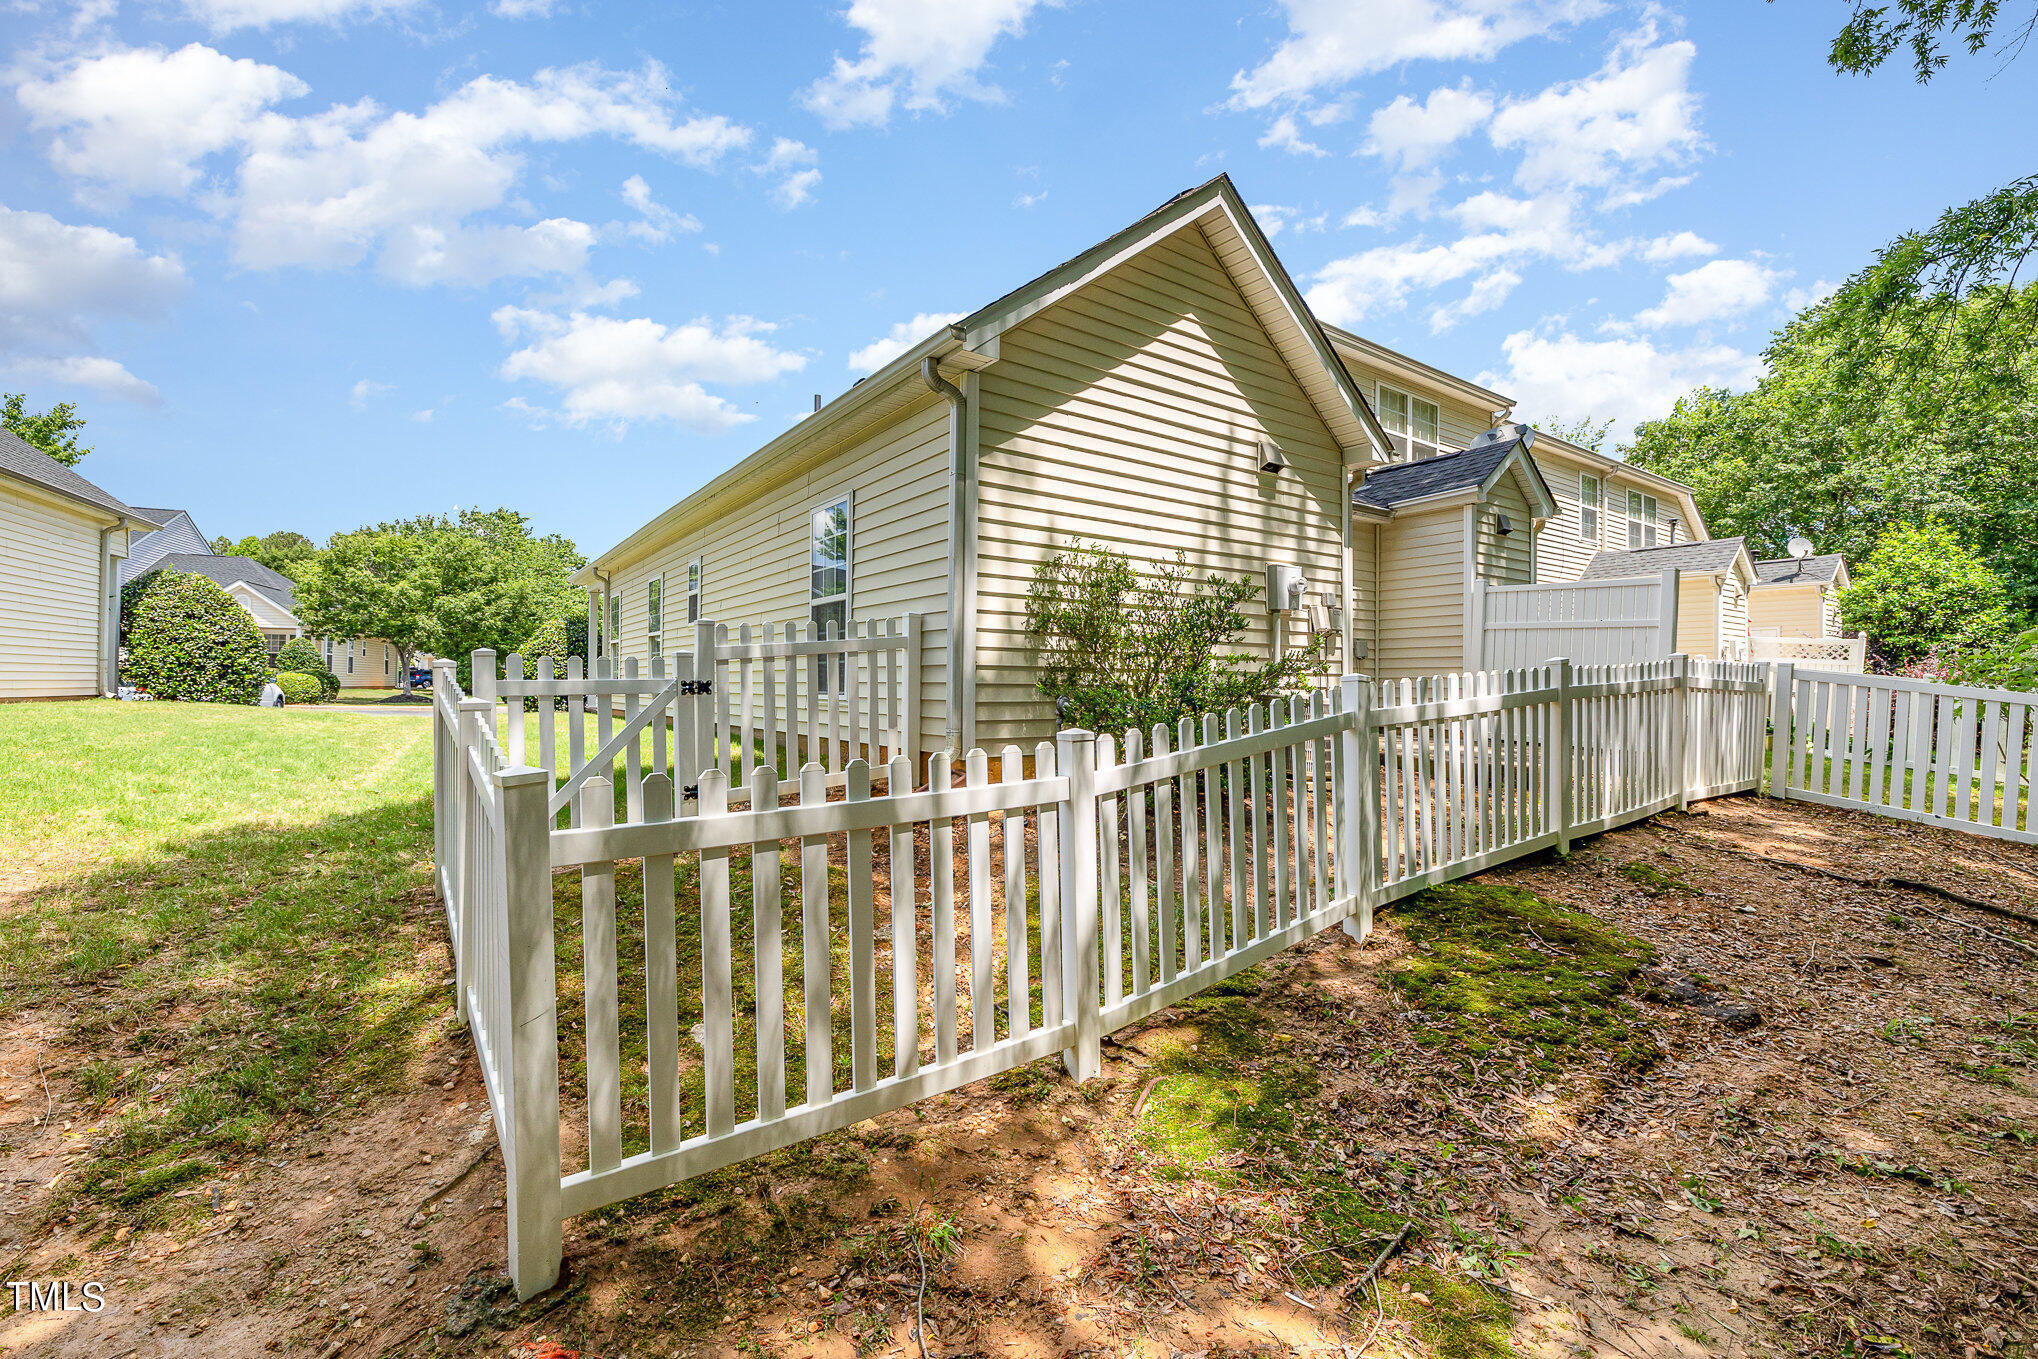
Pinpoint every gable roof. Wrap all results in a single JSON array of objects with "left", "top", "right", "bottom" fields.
[
  {"left": 580, "top": 177, "right": 1394, "bottom": 578},
  {"left": 1351, "top": 433, "right": 1556, "bottom": 518},
  {"left": 1582, "top": 536, "right": 1754, "bottom": 583},
  {"left": 153, "top": 553, "right": 300, "bottom": 619},
  {"left": 1753, "top": 553, "right": 1848, "bottom": 587},
  {"left": 122, "top": 508, "right": 216, "bottom": 582},
  {"left": 956, "top": 175, "right": 1391, "bottom": 460},
  {"left": 0, "top": 429, "right": 154, "bottom": 524}
]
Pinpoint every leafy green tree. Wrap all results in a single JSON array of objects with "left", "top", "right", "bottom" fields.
[
  {"left": 1624, "top": 284, "right": 2038, "bottom": 610},
  {"left": 212, "top": 531, "right": 321, "bottom": 584},
  {"left": 124, "top": 572, "right": 270, "bottom": 703},
  {"left": 1024, "top": 541, "right": 1328, "bottom": 735},
  {"left": 297, "top": 508, "right": 582, "bottom": 693},
  {"left": 1542, "top": 416, "right": 1614, "bottom": 453},
  {"left": 1839, "top": 521, "right": 2017, "bottom": 667},
  {"left": 1824, "top": 1, "right": 2036, "bottom": 82},
  {"left": 2, "top": 394, "right": 92, "bottom": 466}
]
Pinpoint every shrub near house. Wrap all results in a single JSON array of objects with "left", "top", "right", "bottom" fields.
[{"left": 124, "top": 572, "right": 270, "bottom": 703}]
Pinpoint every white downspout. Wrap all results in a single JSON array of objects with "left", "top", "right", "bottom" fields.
[
  {"left": 921, "top": 356, "right": 974, "bottom": 757},
  {"left": 99, "top": 525, "right": 117, "bottom": 694}
]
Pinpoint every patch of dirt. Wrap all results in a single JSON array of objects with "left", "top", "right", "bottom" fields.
[{"left": 2, "top": 793, "right": 2035, "bottom": 1358}]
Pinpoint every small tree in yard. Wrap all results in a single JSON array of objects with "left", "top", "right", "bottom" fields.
[
  {"left": 1841, "top": 520, "right": 2019, "bottom": 669},
  {"left": 1024, "top": 542, "right": 1329, "bottom": 735},
  {"left": 125, "top": 572, "right": 270, "bottom": 703},
  {"left": 275, "top": 637, "right": 339, "bottom": 700}
]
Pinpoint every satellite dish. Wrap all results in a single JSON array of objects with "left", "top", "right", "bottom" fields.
[{"left": 1787, "top": 536, "right": 1814, "bottom": 560}]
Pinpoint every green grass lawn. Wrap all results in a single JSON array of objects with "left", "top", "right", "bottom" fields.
[{"left": 0, "top": 701, "right": 440, "bottom": 1218}]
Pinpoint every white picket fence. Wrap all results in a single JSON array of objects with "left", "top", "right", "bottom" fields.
[
  {"left": 1771, "top": 664, "right": 2038, "bottom": 843},
  {"left": 433, "top": 653, "right": 1774, "bottom": 1297},
  {"left": 1465, "top": 570, "right": 1679, "bottom": 670},
  {"left": 1750, "top": 634, "right": 1867, "bottom": 674}
]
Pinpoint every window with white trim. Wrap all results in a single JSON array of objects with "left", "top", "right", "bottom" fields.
[
  {"left": 1376, "top": 384, "right": 1441, "bottom": 460},
  {"left": 686, "top": 558, "right": 703, "bottom": 625},
  {"left": 608, "top": 596, "right": 620, "bottom": 655},
  {"left": 647, "top": 574, "right": 664, "bottom": 658},
  {"left": 1626, "top": 491, "right": 1659, "bottom": 549},
  {"left": 810, "top": 497, "right": 850, "bottom": 693},
  {"left": 1579, "top": 474, "right": 1601, "bottom": 544}
]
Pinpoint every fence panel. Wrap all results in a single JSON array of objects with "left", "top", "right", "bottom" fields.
[
  {"left": 1750, "top": 635, "right": 1867, "bottom": 674},
  {"left": 1775, "top": 666, "right": 2038, "bottom": 843},
  {"left": 1468, "top": 570, "right": 1678, "bottom": 670}
]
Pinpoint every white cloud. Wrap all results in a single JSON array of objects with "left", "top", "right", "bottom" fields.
[
  {"left": 1642, "top": 230, "right": 1716, "bottom": 263},
  {"left": 14, "top": 43, "right": 307, "bottom": 201},
  {"left": 801, "top": 0, "right": 1044, "bottom": 130},
  {"left": 1229, "top": 0, "right": 1604, "bottom": 110},
  {"left": 180, "top": 0, "right": 420, "bottom": 32},
  {"left": 378, "top": 218, "right": 598, "bottom": 287},
  {"left": 1363, "top": 80, "right": 1493, "bottom": 169},
  {"left": 349, "top": 377, "right": 391, "bottom": 408},
  {"left": 493, "top": 308, "right": 806, "bottom": 429},
  {"left": 1427, "top": 267, "right": 1520, "bottom": 332},
  {"left": 0, "top": 205, "right": 184, "bottom": 404},
  {"left": 755, "top": 138, "right": 820, "bottom": 209},
  {"left": 1307, "top": 190, "right": 1621, "bottom": 327},
  {"left": 1783, "top": 278, "right": 1837, "bottom": 312},
  {"left": 1633, "top": 257, "right": 1783, "bottom": 329},
  {"left": 621, "top": 174, "right": 702, "bottom": 243},
  {"left": 1014, "top": 188, "right": 1048, "bottom": 209},
  {"left": 1488, "top": 30, "right": 1704, "bottom": 206},
  {"left": 2, "top": 353, "right": 160, "bottom": 404},
  {"left": 1258, "top": 113, "right": 1327, "bottom": 157},
  {"left": 1252, "top": 203, "right": 1327, "bottom": 237},
  {"left": 1479, "top": 324, "right": 1762, "bottom": 437},
  {"left": 847, "top": 311, "right": 964, "bottom": 374},
  {"left": 410, "top": 408, "right": 434, "bottom": 422},
  {"left": 492, "top": 0, "right": 557, "bottom": 15}
]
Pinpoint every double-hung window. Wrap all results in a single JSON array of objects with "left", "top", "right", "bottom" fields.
[
  {"left": 686, "top": 558, "right": 703, "bottom": 625},
  {"left": 1579, "top": 474, "right": 1601, "bottom": 545},
  {"left": 1626, "top": 491, "right": 1659, "bottom": 549},
  {"left": 647, "top": 574, "right": 664, "bottom": 659},
  {"left": 608, "top": 596, "right": 620, "bottom": 657},
  {"left": 1377, "top": 384, "right": 1441, "bottom": 460},
  {"left": 810, "top": 497, "right": 850, "bottom": 693}
]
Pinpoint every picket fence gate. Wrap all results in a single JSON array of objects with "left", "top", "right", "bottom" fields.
[
  {"left": 1771, "top": 663, "right": 2038, "bottom": 843},
  {"left": 432, "top": 652, "right": 1773, "bottom": 1297}
]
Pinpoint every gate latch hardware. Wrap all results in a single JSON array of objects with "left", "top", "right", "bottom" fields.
[
  {"left": 681, "top": 679, "right": 714, "bottom": 696},
  {"left": 682, "top": 784, "right": 700, "bottom": 800}
]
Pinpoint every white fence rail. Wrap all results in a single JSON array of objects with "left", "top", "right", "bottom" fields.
[
  {"left": 436, "top": 653, "right": 1782, "bottom": 1298},
  {"left": 1466, "top": 570, "right": 1679, "bottom": 671},
  {"left": 1750, "top": 634, "right": 1866, "bottom": 674},
  {"left": 1771, "top": 663, "right": 2038, "bottom": 843}
]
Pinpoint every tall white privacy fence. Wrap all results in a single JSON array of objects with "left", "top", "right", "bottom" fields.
[
  {"left": 1771, "top": 663, "right": 2038, "bottom": 843},
  {"left": 1464, "top": 569, "right": 1679, "bottom": 671},
  {"left": 1750, "top": 634, "right": 1867, "bottom": 674},
  {"left": 432, "top": 653, "right": 1772, "bottom": 1297}
]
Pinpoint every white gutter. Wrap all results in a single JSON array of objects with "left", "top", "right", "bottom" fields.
[{"left": 920, "top": 356, "right": 975, "bottom": 756}]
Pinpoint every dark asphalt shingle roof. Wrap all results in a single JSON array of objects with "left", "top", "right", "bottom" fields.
[
  {"left": 121, "top": 507, "right": 215, "bottom": 582},
  {"left": 157, "top": 554, "right": 299, "bottom": 616},
  {"left": 1753, "top": 554, "right": 1846, "bottom": 586},
  {"left": 1352, "top": 437, "right": 1524, "bottom": 511},
  {"left": 0, "top": 429, "right": 152, "bottom": 522},
  {"left": 1581, "top": 536, "right": 1750, "bottom": 581}
]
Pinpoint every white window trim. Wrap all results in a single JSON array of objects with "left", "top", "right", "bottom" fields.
[
  {"left": 1376, "top": 382, "right": 1441, "bottom": 461},
  {"left": 808, "top": 491, "right": 853, "bottom": 694},
  {"left": 1579, "top": 473, "right": 1601, "bottom": 546},
  {"left": 686, "top": 557, "right": 703, "bottom": 626},
  {"left": 647, "top": 572, "right": 666, "bottom": 646}
]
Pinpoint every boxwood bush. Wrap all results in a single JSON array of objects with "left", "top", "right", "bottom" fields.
[
  {"left": 274, "top": 637, "right": 339, "bottom": 700},
  {"left": 275, "top": 671, "right": 324, "bottom": 705},
  {"left": 125, "top": 573, "right": 270, "bottom": 703}
]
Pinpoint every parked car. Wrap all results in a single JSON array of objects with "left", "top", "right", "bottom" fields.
[{"left": 408, "top": 667, "right": 433, "bottom": 690}]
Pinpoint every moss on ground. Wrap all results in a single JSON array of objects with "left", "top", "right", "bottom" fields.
[
  {"left": 1388, "top": 1265, "right": 1515, "bottom": 1359},
  {"left": 1386, "top": 881, "right": 1661, "bottom": 1072},
  {"left": 1619, "top": 858, "right": 1691, "bottom": 894}
]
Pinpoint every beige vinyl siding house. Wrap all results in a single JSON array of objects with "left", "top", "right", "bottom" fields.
[
  {"left": 1530, "top": 437, "right": 1708, "bottom": 584},
  {"left": 970, "top": 225, "right": 1350, "bottom": 746},
  {"left": 1749, "top": 554, "right": 1849, "bottom": 639},
  {"left": 1375, "top": 510, "right": 1467, "bottom": 679},
  {"left": 1581, "top": 537, "right": 1758, "bottom": 660},
  {"left": 601, "top": 400, "right": 955, "bottom": 754},
  {"left": 0, "top": 432, "right": 153, "bottom": 700}
]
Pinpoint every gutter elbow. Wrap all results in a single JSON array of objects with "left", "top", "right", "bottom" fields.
[{"left": 920, "top": 355, "right": 965, "bottom": 407}]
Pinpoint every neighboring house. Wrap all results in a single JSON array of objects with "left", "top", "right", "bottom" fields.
[
  {"left": 1749, "top": 553, "right": 1849, "bottom": 639},
  {"left": 122, "top": 508, "right": 404, "bottom": 688},
  {"left": 573, "top": 175, "right": 1731, "bottom": 750},
  {"left": 1581, "top": 537, "right": 1759, "bottom": 661},
  {"left": 0, "top": 430, "right": 158, "bottom": 700},
  {"left": 1526, "top": 434, "right": 1710, "bottom": 583}
]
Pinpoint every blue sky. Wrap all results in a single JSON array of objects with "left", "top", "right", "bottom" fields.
[{"left": 4, "top": 0, "right": 2031, "bottom": 558}]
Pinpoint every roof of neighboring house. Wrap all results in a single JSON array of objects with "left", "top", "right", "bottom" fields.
[
  {"left": 1753, "top": 553, "right": 1848, "bottom": 587},
  {"left": 1582, "top": 536, "right": 1753, "bottom": 582},
  {"left": 1526, "top": 432, "right": 1710, "bottom": 542},
  {"left": 1350, "top": 431, "right": 1555, "bottom": 517},
  {"left": 1320, "top": 324, "right": 1514, "bottom": 412},
  {"left": 156, "top": 553, "right": 300, "bottom": 617},
  {"left": 0, "top": 429, "right": 155, "bottom": 524},
  {"left": 121, "top": 507, "right": 214, "bottom": 581}
]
